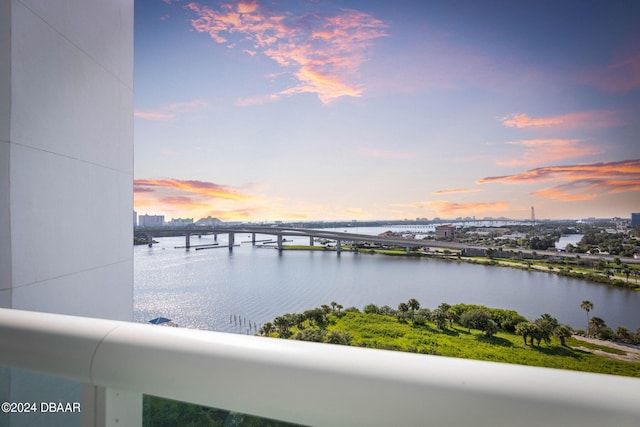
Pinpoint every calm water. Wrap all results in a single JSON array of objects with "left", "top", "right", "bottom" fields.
[{"left": 134, "top": 233, "right": 640, "bottom": 333}]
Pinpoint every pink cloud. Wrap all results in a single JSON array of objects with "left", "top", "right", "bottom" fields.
[
  {"left": 134, "top": 100, "right": 209, "bottom": 121},
  {"left": 500, "top": 110, "right": 626, "bottom": 129},
  {"left": 496, "top": 139, "right": 603, "bottom": 167},
  {"left": 184, "top": 2, "right": 387, "bottom": 104},
  {"left": 427, "top": 200, "right": 509, "bottom": 217},
  {"left": 432, "top": 189, "right": 481, "bottom": 195},
  {"left": 134, "top": 178, "right": 251, "bottom": 201},
  {"left": 576, "top": 31, "right": 640, "bottom": 94}
]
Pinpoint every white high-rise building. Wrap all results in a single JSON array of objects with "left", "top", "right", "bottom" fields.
[{"left": 1, "top": 0, "right": 135, "bottom": 425}]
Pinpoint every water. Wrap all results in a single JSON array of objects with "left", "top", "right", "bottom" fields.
[
  {"left": 555, "top": 234, "right": 584, "bottom": 250},
  {"left": 134, "top": 233, "right": 640, "bottom": 333}
]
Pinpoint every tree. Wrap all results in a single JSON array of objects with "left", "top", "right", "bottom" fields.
[
  {"left": 483, "top": 319, "right": 498, "bottom": 337},
  {"left": 459, "top": 308, "right": 491, "bottom": 333},
  {"left": 533, "top": 314, "right": 558, "bottom": 345},
  {"left": 407, "top": 298, "right": 420, "bottom": 320},
  {"left": 580, "top": 300, "right": 593, "bottom": 336},
  {"left": 515, "top": 322, "right": 536, "bottom": 345},
  {"left": 273, "top": 316, "right": 291, "bottom": 337},
  {"left": 325, "top": 330, "right": 353, "bottom": 345},
  {"left": 397, "top": 302, "right": 409, "bottom": 321},
  {"left": 260, "top": 322, "right": 274, "bottom": 336},
  {"left": 554, "top": 324, "right": 573, "bottom": 346},
  {"left": 589, "top": 316, "right": 606, "bottom": 337},
  {"left": 293, "top": 328, "right": 326, "bottom": 342},
  {"left": 430, "top": 308, "right": 447, "bottom": 329},
  {"left": 363, "top": 304, "right": 380, "bottom": 314},
  {"left": 330, "top": 301, "right": 337, "bottom": 313}
]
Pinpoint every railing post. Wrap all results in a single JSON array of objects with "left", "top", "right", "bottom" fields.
[
  {"left": 228, "top": 232, "right": 234, "bottom": 250},
  {"left": 147, "top": 234, "right": 153, "bottom": 247},
  {"left": 277, "top": 235, "right": 283, "bottom": 251},
  {"left": 185, "top": 233, "right": 191, "bottom": 250},
  {"left": 83, "top": 386, "right": 142, "bottom": 427},
  {"left": 310, "top": 236, "right": 314, "bottom": 246}
]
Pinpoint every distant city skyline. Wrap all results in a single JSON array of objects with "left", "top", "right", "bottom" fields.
[{"left": 134, "top": 1, "right": 640, "bottom": 221}]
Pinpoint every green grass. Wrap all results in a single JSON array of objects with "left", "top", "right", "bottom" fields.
[{"left": 313, "top": 312, "right": 640, "bottom": 378}]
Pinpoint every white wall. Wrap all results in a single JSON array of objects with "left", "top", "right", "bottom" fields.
[
  {"left": 0, "top": 1, "right": 135, "bottom": 425},
  {"left": 1, "top": 0, "right": 133, "bottom": 319}
]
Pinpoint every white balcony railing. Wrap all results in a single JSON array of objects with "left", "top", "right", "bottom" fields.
[{"left": 1, "top": 307, "right": 639, "bottom": 426}]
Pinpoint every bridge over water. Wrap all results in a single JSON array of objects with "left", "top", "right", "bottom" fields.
[
  {"left": 137, "top": 226, "right": 451, "bottom": 253},
  {"left": 135, "top": 226, "right": 640, "bottom": 264}
]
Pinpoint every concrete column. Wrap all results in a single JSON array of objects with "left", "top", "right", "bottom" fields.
[
  {"left": 309, "top": 236, "right": 314, "bottom": 246},
  {"left": 185, "top": 233, "right": 191, "bottom": 249},
  {"left": 228, "top": 232, "right": 234, "bottom": 250},
  {"left": 406, "top": 246, "right": 410, "bottom": 255},
  {"left": 277, "top": 235, "right": 283, "bottom": 251},
  {"left": 336, "top": 240, "right": 342, "bottom": 252},
  {"left": 252, "top": 233, "right": 256, "bottom": 245},
  {"left": 147, "top": 234, "right": 153, "bottom": 247}
]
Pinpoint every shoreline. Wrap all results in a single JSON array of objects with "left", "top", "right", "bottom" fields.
[{"left": 280, "top": 245, "right": 640, "bottom": 290}]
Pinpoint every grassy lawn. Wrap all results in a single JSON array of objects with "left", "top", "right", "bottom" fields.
[{"left": 314, "top": 312, "right": 640, "bottom": 378}]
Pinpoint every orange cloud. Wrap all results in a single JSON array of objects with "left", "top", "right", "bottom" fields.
[
  {"left": 432, "top": 189, "right": 480, "bottom": 195},
  {"left": 478, "top": 159, "right": 640, "bottom": 201},
  {"left": 184, "top": 2, "right": 387, "bottom": 104},
  {"left": 496, "top": 139, "right": 602, "bottom": 167},
  {"left": 500, "top": 110, "right": 625, "bottom": 129},
  {"left": 135, "top": 100, "right": 209, "bottom": 122},
  {"left": 427, "top": 200, "right": 509, "bottom": 217}
]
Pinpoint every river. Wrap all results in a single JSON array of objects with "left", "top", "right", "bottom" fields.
[{"left": 134, "top": 231, "right": 640, "bottom": 333}]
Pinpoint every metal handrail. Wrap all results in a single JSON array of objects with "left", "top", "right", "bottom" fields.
[{"left": 1, "top": 308, "right": 639, "bottom": 426}]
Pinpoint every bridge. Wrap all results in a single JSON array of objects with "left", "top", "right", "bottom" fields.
[
  {"left": 137, "top": 226, "right": 435, "bottom": 253},
  {"left": 134, "top": 226, "right": 640, "bottom": 265}
]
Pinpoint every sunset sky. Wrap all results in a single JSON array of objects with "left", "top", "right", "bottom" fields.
[{"left": 134, "top": 0, "right": 640, "bottom": 222}]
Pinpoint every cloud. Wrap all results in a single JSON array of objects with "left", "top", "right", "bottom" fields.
[
  {"left": 478, "top": 159, "right": 640, "bottom": 201},
  {"left": 135, "top": 178, "right": 250, "bottom": 201},
  {"left": 184, "top": 1, "right": 387, "bottom": 104},
  {"left": 135, "top": 100, "right": 209, "bottom": 122},
  {"left": 432, "top": 189, "right": 480, "bottom": 195},
  {"left": 580, "top": 39, "right": 640, "bottom": 94},
  {"left": 500, "top": 110, "right": 625, "bottom": 129},
  {"left": 496, "top": 139, "right": 603, "bottom": 167},
  {"left": 427, "top": 200, "right": 509, "bottom": 217}
]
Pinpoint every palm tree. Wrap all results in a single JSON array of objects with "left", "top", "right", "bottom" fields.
[
  {"left": 330, "top": 301, "right": 337, "bottom": 313},
  {"left": 580, "top": 300, "right": 593, "bottom": 336},
  {"left": 407, "top": 298, "right": 420, "bottom": 320},
  {"left": 397, "top": 302, "right": 409, "bottom": 321},
  {"left": 554, "top": 325, "right": 572, "bottom": 346}
]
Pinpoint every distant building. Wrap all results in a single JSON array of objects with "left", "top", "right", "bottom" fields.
[
  {"left": 435, "top": 225, "right": 456, "bottom": 239},
  {"left": 196, "top": 216, "right": 223, "bottom": 226},
  {"left": 632, "top": 213, "right": 640, "bottom": 227},
  {"left": 167, "top": 218, "right": 194, "bottom": 227},
  {"left": 139, "top": 214, "right": 165, "bottom": 227}
]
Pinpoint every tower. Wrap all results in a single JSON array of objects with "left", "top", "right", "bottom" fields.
[{"left": 531, "top": 206, "right": 536, "bottom": 225}]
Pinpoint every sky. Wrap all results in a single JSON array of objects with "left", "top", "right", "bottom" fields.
[{"left": 134, "top": 0, "right": 640, "bottom": 222}]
